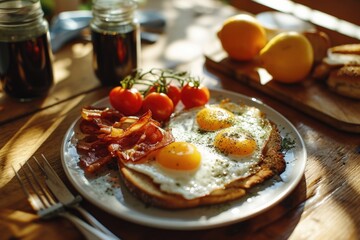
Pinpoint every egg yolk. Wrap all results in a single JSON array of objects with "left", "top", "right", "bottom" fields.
[
  {"left": 214, "top": 129, "right": 257, "bottom": 156},
  {"left": 196, "top": 107, "right": 234, "bottom": 131},
  {"left": 156, "top": 142, "right": 201, "bottom": 170}
]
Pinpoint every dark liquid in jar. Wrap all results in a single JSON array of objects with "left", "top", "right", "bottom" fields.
[
  {"left": 0, "top": 33, "right": 53, "bottom": 99},
  {"left": 91, "top": 29, "right": 138, "bottom": 86}
]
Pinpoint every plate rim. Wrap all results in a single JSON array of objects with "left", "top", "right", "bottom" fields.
[{"left": 60, "top": 88, "right": 307, "bottom": 230}]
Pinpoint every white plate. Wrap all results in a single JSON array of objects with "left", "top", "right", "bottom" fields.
[{"left": 61, "top": 88, "right": 306, "bottom": 230}]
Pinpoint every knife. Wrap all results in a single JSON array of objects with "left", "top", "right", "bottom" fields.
[{"left": 34, "top": 155, "right": 119, "bottom": 240}]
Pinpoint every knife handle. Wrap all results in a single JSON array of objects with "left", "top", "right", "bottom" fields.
[
  {"left": 60, "top": 211, "right": 119, "bottom": 240},
  {"left": 74, "top": 205, "right": 119, "bottom": 239}
]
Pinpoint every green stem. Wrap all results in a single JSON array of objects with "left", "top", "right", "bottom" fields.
[{"left": 120, "top": 68, "right": 201, "bottom": 90}]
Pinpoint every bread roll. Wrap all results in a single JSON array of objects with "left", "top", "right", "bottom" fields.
[
  {"left": 325, "top": 43, "right": 360, "bottom": 66},
  {"left": 330, "top": 43, "right": 360, "bottom": 55},
  {"left": 327, "top": 65, "right": 360, "bottom": 99},
  {"left": 312, "top": 43, "right": 360, "bottom": 80}
]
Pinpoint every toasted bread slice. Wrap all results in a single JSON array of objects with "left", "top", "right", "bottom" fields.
[{"left": 118, "top": 123, "right": 285, "bottom": 209}]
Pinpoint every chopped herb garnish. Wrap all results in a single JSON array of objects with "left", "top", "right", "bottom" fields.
[{"left": 281, "top": 136, "right": 296, "bottom": 152}]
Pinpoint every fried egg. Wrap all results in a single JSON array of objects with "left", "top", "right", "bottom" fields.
[{"left": 124, "top": 101, "right": 273, "bottom": 200}]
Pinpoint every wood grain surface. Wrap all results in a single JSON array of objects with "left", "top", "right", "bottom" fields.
[{"left": 1, "top": 0, "right": 360, "bottom": 239}]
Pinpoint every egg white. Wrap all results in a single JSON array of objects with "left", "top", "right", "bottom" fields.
[{"left": 124, "top": 102, "right": 273, "bottom": 200}]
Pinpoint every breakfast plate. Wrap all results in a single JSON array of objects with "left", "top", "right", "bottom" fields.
[{"left": 61, "top": 88, "right": 307, "bottom": 230}]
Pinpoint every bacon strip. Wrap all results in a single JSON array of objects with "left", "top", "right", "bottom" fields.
[{"left": 76, "top": 107, "right": 174, "bottom": 174}]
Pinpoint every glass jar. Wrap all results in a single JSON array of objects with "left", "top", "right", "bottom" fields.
[
  {"left": 91, "top": 0, "right": 140, "bottom": 86},
  {"left": 0, "top": 0, "right": 54, "bottom": 100}
]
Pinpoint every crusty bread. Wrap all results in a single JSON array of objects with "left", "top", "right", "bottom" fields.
[
  {"left": 118, "top": 123, "right": 285, "bottom": 209},
  {"left": 330, "top": 43, "right": 360, "bottom": 55},
  {"left": 312, "top": 43, "right": 360, "bottom": 80},
  {"left": 327, "top": 65, "right": 360, "bottom": 99},
  {"left": 325, "top": 43, "right": 360, "bottom": 66},
  {"left": 305, "top": 42, "right": 360, "bottom": 99}
]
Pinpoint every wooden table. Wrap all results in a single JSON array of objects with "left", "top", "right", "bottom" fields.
[{"left": 1, "top": 0, "right": 359, "bottom": 239}]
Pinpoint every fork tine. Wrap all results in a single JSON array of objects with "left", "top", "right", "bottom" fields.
[
  {"left": 12, "top": 164, "right": 41, "bottom": 211},
  {"left": 33, "top": 156, "right": 46, "bottom": 176},
  {"left": 14, "top": 163, "right": 45, "bottom": 211},
  {"left": 34, "top": 155, "right": 58, "bottom": 183},
  {"left": 12, "top": 165, "right": 30, "bottom": 197},
  {"left": 26, "top": 161, "right": 56, "bottom": 207},
  {"left": 40, "top": 154, "right": 58, "bottom": 178},
  {"left": 13, "top": 160, "right": 63, "bottom": 218},
  {"left": 13, "top": 159, "right": 117, "bottom": 239},
  {"left": 33, "top": 156, "right": 68, "bottom": 208},
  {"left": 23, "top": 162, "right": 49, "bottom": 210}
]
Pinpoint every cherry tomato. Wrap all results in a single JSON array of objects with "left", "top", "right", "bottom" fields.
[
  {"left": 142, "top": 92, "right": 174, "bottom": 121},
  {"left": 166, "top": 85, "right": 181, "bottom": 106},
  {"left": 109, "top": 86, "right": 143, "bottom": 115},
  {"left": 146, "top": 85, "right": 159, "bottom": 95},
  {"left": 180, "top": 84, "right": 210, "bottom": 109},
  {"left": 147, "top": 84, "right": 181, "bottom": 107}
]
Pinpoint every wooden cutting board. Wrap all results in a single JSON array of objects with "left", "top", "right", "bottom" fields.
[{"left": 204, "top": 41, "right": 360, "bottom": 133}]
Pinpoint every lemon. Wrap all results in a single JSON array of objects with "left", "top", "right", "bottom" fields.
[
  {"left": 259, "top": 31, "right": 314, "bottom": 83},
  {"left": 217, "top": 14, "right": 267, "bottom": 61}
]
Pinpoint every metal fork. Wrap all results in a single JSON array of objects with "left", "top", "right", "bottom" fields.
[
  {"left": 13, "top": 161, "right": 118, "bottom": 240},
  {"left": 34, "top": 155, "right": 118, "bottom": 239}
]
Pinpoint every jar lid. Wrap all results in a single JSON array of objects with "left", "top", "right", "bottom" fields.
[
  {"left": 0, "top": 0, "right": 43, "bottom": 24},
  {"left": 92, "top": 0, "right": 137, "bottom": 22}
]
